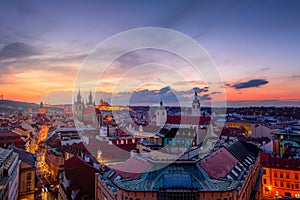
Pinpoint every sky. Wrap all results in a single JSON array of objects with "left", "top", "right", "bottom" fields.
[{"left": 0, "top": 0, "right": 299, "bottom": 106}]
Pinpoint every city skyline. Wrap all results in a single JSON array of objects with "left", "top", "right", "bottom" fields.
[{"left": 0, "top": 0, "right": 300, "bottom": 106}]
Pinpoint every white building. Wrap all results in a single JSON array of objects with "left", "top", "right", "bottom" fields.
[
  {"left": 191, "top": 91, "right": 201, "bottom": 116},
  {"left": 155, "top": 101, "right": 167, "bottom": 126}
]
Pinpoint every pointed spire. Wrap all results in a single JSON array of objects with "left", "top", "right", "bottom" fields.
[
  {"left": 193, "top": 89, "right": 199, "bottom": 103},
  {"left": 89, "top": 87, "right": 93, "bottom": 104},
  {"left": 77, "top": 88, "right": 82, "bottom": 103}
]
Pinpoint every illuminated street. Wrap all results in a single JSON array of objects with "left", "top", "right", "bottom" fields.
[{"left": 35, "top": 126, "right": 58, "bottom": 200}]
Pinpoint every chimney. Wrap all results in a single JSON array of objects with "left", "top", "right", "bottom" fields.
[{"left": 273, "top": 139, "right": 281, "bottom": 158}]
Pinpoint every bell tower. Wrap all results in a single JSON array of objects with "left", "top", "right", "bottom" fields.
[
  {"left": 86, "top": 89, "right": 94, "bottom": 109},
  {"left": 156, "top": 100, "right": 167, "bottom": 126},
  {"left": 74, "top": 89, "right": 84, "bottom": 119},
  {"left": 191, "top": 90, "right": 201, "bottom": 116}
]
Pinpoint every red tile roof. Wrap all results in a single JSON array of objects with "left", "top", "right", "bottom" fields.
[
  {"left": 61, "top": 142, "right": 88, "bottom": 154},
  {"left": 0, "top": 131, "right": 25, "bottom": 149},
  {"left": 0, "top": 131, "right": 21, "bottom": 137},
  {"left": 200, "top": 147, "right": 239, "bottom": 179},
  {"left": 111, "top": 138, "right": 139, "bottom": 152},
  {"left": 260, "top": 152, "right": 300, "bottom": 170},
  {"left": 113, "top": 156, "right": 151, "bottom": 179},
  {"left": 87, "top": 138, "right": 131, "bottom": 161},
  {"left": 166, "top": 116, "right": 211, "bottom": 125},
  {"left": 64, "top": 154, "right": 101, "bottom": 196}
]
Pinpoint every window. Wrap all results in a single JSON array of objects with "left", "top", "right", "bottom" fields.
[
  {"left": 296, "top": 184, "right": 299, "bottom": 189},
  {"left": 263, "top": 169, "right": 266, "bottom": 174},
  {"left": 274, "top": 172, "right": 278, "bottom": 178},
  {"left": 274, "top": 182, "right": 278, "bottom": 187},
  {"left": 284, "top": 192, "right": 291, "bottom": 197},
  {"left": 280, "top": 172, "right": 283, "bottom": 178},
  {"left": 26, "top": 173, "right": 32, "bottom": 181},
  {"left": 265, "top": 187, "right": 269, "bottom": 195},
  {"left": 296, "top": 173, "right": 299, "bottom": 180},
  {"left": 263, "top": 179, "right": 267, "bottom": 184},
  {"left": 280, "top": 182, "right": 284, "bottom": 187},
  {"left": 286, "top": 173, "right": 290, "bottom": 179},
  {"left": 287, "top": 183, "right": 290, "bottom": 188}
]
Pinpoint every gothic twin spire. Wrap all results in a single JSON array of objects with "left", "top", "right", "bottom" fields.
[{"left": 76, "top": 88, "right": 93, "bottom": 105}]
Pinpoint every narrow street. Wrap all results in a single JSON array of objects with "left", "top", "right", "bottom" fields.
[{"left": 35, "top": 126, "right": 58, "bottom": 200}]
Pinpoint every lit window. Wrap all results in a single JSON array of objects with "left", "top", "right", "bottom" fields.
[{"left": 265, "top": 187, "right": 269, "bottom": 195}]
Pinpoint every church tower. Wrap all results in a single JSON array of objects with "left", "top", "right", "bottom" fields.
[
  {"left": 156, "top": 100, "right": 167, "bottom": 126},
  {"left": 86, "top": 89, "right": 94, "bottom": 109},
  {"left": 38, "top": 102, "right": 46, "bottom": 115},
  {"left": 37, "top": 102, "right": 46, "bottom": 121},
  {"left": 191, "top": 90, "right": 201, "bottom": 116},
  {"left": 74, "top": 89, "right": 84, "bottom": 119}
]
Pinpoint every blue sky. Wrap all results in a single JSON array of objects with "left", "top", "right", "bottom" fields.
[{"left": 0, "top": 0, "right": 299, "bottom": 106}]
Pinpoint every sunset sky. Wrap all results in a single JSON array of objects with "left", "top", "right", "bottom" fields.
[{"left": 0, "top": 0, "right": 299, "bottom": 106}]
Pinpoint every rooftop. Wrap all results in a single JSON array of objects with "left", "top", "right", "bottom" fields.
[
  {"left": 64, "top": 154, "right": 101, "bottom": 196},
  {"left": 200, "top": 147, "right": 238, "bottom": 179},
  {"left": 12, "top": 147, "right": 35, "bottom": 167},
  {"left": 261, "top": 152, "right": 300, "bottom": 170},
  {"left": 166, "top": 116, "right": 211, "bottom": 126}
]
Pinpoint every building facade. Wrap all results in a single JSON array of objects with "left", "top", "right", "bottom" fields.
[
  {"left": 0, "top": 148, "right": 20, "bottom": 200},
  {"left": 74, "top": 89, "right": 97, "bottom": 125},
  {"left": 12, "top": 147, "right": 36, "bottom": 200},
  {"left": 261, "top": 152, "right": 300, "bottom": 199}
]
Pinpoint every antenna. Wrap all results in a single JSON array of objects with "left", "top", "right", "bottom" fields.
[{"left": 0, "top": 94, "right": 3, "bottom": 101}]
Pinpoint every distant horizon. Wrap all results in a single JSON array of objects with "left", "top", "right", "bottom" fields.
[{"left": 1, "top": 98, "right": 299, "bottom": 108}]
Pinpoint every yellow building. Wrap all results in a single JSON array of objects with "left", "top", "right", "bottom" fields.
[
  {"left": 45, "top": 147, "right": 65, "bottom": 181},
  {"left": 261, "top": 152, "right": 300, "bottom": 199},
  {"left": 226, "top": 119, "right": 258, "bottom": 134}
]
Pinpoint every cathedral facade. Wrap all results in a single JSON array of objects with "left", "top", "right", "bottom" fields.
[{"left": 74, "top": 90, "right": 97, "bottom": 125}]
